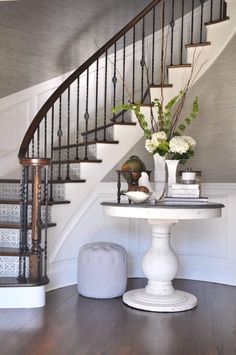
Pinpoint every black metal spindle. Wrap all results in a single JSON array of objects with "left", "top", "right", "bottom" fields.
[
  {"left": 180, "top": 0, "right": 184, "bottom": 64},
  {"left": 170, "top": 0, "right": 175, "bottom": 65},
  {"left": 19, "top": 165, "right": 29, "bottom": 281},
  {"left": 112, "top": 44, "right": 117, "bottom": 120},
  {"left": 66, "top": 86, "right": 71, "bottom": 180},
  {"left": 50, "top": 105, "right": 54, "bottom": 201},
  {"left": 44, "top": 115, "right": 47, "bottom": 158},
  {"left": 140, "top": 18, "right": 145, "bottom": 100},
  {"left": 220, "top": 0, "right": 223, "bottom": 19},
  {"left": 210, "top": 0, "right": 213, "bottom": 22},
  {"left": 161, "top": 0, "right": 165, "bottom": 83},
  {"left": 151, "top": 8, "right": 156, "bottom": 84},
  {"left": 37, "top": 126, "right": 40, "bottom": 158},
  {"left": 117, "top": 171, "right": 121, "bottom": 203},
  {"left": 44, "top": 166, "right": 49, "bottom": 278},
  {"left": 31, "top": 136, "right": 34, "bottom": 157},
  {"left": 95, "top": 59, "right": 99, "bottom": 138},
  {"left": 190, "top": 0, "right": 194, "bottom": 44},
  {"left": 57, "top": 96, "right": 62, "bottom": 180},
  {"left": 132, "top": 27, "right": 136, "bottom": 103},
  {"left": 75, "top": 77, "right": 80, "bottom": 160},
  {"left": 122, "top": 37, "right": 126, "bottom": 121},
  {"left": 84, "top": 68, "right": 89, "bottom": 160},
  {"left": 200, "top": 0, "right": 204, "bottom": 43},
  {"left": 104, "top": 50, "right": 108, "bottom": 135}
]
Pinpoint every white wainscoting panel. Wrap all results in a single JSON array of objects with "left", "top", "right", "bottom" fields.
[{"left": 47, "top": 182, "right": 236, "bottom": 290}]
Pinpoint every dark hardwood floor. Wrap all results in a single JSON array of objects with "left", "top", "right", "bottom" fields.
[{"left": 0, "top": 278, "right": 236, "bottom": 355}]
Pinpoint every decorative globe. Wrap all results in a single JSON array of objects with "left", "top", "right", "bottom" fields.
[{"left": 121, "top": 155, "right": 146, "bottom": 185}]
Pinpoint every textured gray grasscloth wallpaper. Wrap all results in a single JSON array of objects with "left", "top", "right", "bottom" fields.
[
  {"left": 0, "top": 0, "right": 197, "bottom": 98},
  {"left": 104, "top": 33, "right": 236, "bottom": 183}
]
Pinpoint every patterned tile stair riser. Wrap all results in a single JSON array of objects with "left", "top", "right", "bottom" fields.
[{"left": 0, "top": 256, "right": 29, "bottom": 277}]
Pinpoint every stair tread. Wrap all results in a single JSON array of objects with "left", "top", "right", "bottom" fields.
[
  {"left": 204, "top": 16, "right": 229, "bottom": 26},
  {"left": 81, "top": 121, "right": 136, "bottom": 136},
  {"left": 0, "top": 199, "right": 70, "bottom": 205},
  {"left": 149, "top": 84, "right": 173, "bottom": 88},
  {"left": 167, "top": 64, "right": 192, "bottom": 68},
  {"left": 53, "top": 140, "right": 119, "bottom": 151},
  {"left": 185, "top": 41, "right": 211, "bottom": 48},
  {"left": 0, "top": 179, "right": 86, "bottom": 184},
  {"left": 0, "top": 222, "right": 56, "bottom": 230},
  {"left": 0, "top": 276, "right": 49, "bottom": 287},
  {"left": 53, "top": 159, "right": 102, "bottom": 164},
  {"left": 0, "top": 247, "right": 29, "bottom": 256}
]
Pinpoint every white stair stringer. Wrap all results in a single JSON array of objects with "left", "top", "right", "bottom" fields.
[{"left": 46, "top": 122, "right": 143, "bottom": 290}]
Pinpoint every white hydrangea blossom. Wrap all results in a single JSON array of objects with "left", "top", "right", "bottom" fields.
[
  {"left": 181, "top": 136, "right": 196, "bottom": 149},
  {"left": 145, "top": 139, "right": 156, "bottom": 153},
  {"left": 151, "top": 131, "right": 167, "bottom": 142},
  {"left": 169, "top": 136, "right": 189, "bottom": 154}
]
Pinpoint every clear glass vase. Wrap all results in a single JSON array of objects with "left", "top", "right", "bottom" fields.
[{"left": 152, "top": 154, "right": 166, "bottom": 201}]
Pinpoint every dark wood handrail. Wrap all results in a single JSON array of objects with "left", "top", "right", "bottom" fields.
[{"left": 18, "top": 0, "right": 161, "bottom": 161}]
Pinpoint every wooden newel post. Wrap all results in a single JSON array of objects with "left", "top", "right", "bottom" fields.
[{"left": 19, "top": 158, "right": 51, "bottom": 282}]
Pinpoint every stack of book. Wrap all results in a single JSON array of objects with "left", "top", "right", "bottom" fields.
[
  {"left": 165, "top": 183, "right": 208, "bottom": 204},
  {"left": 171, "top": 183, "right": 200, "bottom": 198}
]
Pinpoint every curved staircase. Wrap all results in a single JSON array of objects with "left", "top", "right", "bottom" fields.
[{"left": 0, "top": 0, "right": 235, "bottom": 308}]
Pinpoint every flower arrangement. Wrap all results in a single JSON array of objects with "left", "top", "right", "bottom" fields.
[{"left": 114, "top": 90, "right": 199, "bottom": 164}]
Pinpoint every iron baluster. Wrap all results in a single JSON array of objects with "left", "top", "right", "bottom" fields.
[
  {"left": 66, "top": 86, "right": 71, "bottom": 180},
  {"left": 180, "top": 0, "right": 184, "bottom": 64},
  {"left": 200, "top": 0, "right": 204, "bottom": 44},
  {"left": 104, "top": 50, "right": 108, "bottom": 138},
  {"left": 132, "top": 27, "right": 136, "bottom": 103},
  {"left": 117, "top": 171, "right": 121, "bottom": 203},
  {"left": 112, "top": 44, "right": 117, "bottom": 120},
  {"left": 57, "top": 96, "right": 63, "bottom": 180},
  {"left": 84, "top": 68, "right": 89, "bottom": 160},
  {"left": 140, "top": 18, "right": 145, "bottom": 100},
  {"left": 151, "top": 7, "right": 156, "bottom": 84},
  {"left": 19, "top": 165, "right": 29, "bottom": 281},
  {"left": 191, "top": 0, "right": 195, "bottom": 44},
  {"left": 210, "top": 0, "right": 213, "bottom": 22},
  {"left": 50, "top": 105, "right": 55, "bottom": 201},
  {"left": 37, "top": 126, "right": 40, "bottom": 158},
  {"left": 44, "top": 166, "right": 49, "bottom": 279},
  {"left": 170, "top": 0, "right": 175, "bottom": 65},
  {"left": 76, "top": 77, "right": 80, "bottom": 160},
  {"left": 95, "top": 59, "right": 99, "bottom": 138},
  {"left": 44, "top": 115, "right": 47, "bottom": 159},
  {"left": 161, "top": 0, "right": 165, "bottom": 83},
  {"left": 122, "top": 36, "right": 126, "bottom": 121}
]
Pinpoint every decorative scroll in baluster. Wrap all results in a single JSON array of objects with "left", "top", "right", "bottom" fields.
[
  {"left": 200, "top": 0, "right": 204, "bottom": 44},
  {"left": 180, "top": 0, "right": 184, "bottom": 64},
  {"left": 76, "top": 77, "right": 80, "bottom": 160},
  {"left": 191, "top": 0, "right": 195, "bottom": 45},
  {"left": 132, "top": 27, "right": 136, "bottom": 103},
  {"left": 112, "top": 44, "right": 117, "bottom": 120},
  {"left": 104, "top": 50, "right": 108, "bottom": 137},
  {"left": 57, "top": 95, "right": 63, "bottom": 180},
  {"left": 19, "top": 165, "right": 29, "bottom": 281},
  {"left": 170, "top": 0, "right": 175, "bottom": 66},
  {"left": 84, "top": 68, "right": 89, "bottom": 160},
  {"left": 140, "top": 18, "right": 145, "bottom": 100},
  {"left": 66, "top": 86, "right": 71, "bottom": 180}
]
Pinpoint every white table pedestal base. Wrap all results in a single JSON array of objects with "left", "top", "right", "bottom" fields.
[
  {"left": 123, "top": 218, "right": 198, "bottom": 312},
  {"left": 123, "top": 289, "right": 197, "bottom": 312}
]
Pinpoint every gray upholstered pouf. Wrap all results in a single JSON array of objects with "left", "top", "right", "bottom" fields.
[{"left": 77, "top": 242, "right": 127, "bottom": 299}]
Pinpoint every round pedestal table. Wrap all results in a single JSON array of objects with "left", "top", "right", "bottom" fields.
[{"left": 101, "top": 201, "right": 224, "bottom": 313}]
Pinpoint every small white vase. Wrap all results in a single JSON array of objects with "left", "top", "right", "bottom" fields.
[
  {"left": 153, "top": 154, "right": 166, "bottom": 201},
  {"left": 165, "top": 159, "right": 179, "bottom": 197}
]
